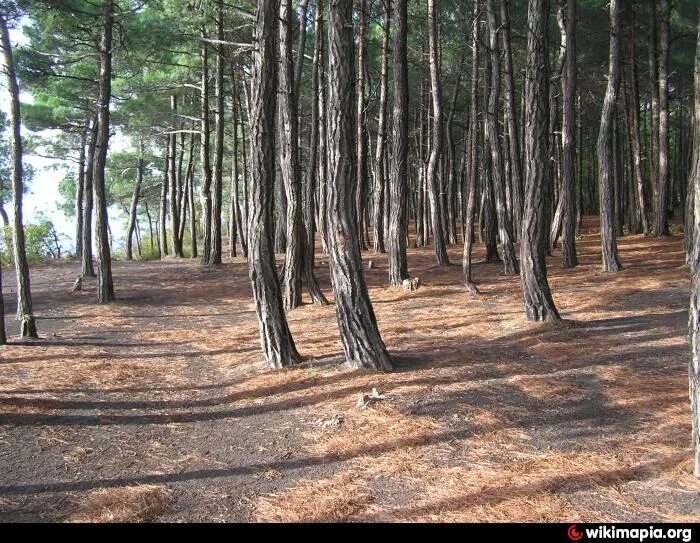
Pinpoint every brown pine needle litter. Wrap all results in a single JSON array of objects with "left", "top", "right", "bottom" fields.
[{"left": 64, "top": 485, "right": 173, "bottom": 523}]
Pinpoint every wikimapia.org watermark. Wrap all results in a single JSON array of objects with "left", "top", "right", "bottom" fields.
[{"left": 568, "top": 525, "right": 693, "bottom": 542}]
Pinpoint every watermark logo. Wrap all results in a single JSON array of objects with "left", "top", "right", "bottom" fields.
[{"left": 569, "top": 525, "right": 584, "bottom": 541}]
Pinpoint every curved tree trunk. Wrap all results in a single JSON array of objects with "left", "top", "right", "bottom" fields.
[
  {"left": 248, "top": 0, "right": 300, "bottom": 368},
  {"left": 0, "top": 12, "right": 38, "bottom": 336},
  {"left": 326, "top": 0, "right": 392, "bottom": 371},
  {"left": 486, "top": 0, "right": 518, "bottom": 275},
  {"left": 560, "top": 0, "right": 578, "bottom": 268},
  {"left": 388, "top": 0, "right": 410, "bottom": 287},
  {"left": 426, "top": 0, "right": 449, "bottom": 265},
  {"left": 520, "top": 0, "right": 560, "bottom": 322},
  {"left": 597, "top": 0, "right": 623, "bottom": 272}
]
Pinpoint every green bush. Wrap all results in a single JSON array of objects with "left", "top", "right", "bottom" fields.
[{"left": 0, "top": 216, "right": 64, "bottom": 266}]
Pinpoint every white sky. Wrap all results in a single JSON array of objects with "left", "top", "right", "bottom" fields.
[{"left": 2, "top": 25, "right": 127, "bottom": 255}]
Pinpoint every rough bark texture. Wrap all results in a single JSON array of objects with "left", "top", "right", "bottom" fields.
[
  {"left": 248, "top": 0, "right": 300, "bottom": 368},
  {"left": 356, "top": 0, "right": 369, "bottom": 251},
  {"left": 486, "top": 0, "right": 518, "bottom": 275},
  {"left": 93, "top": 0, "right": 116, "bottom": 304},
  {"left": 688, "top": 4, "right": 700, "bottom": 478},
  {"left": 655, "top": 0, "right": 670, "bottom": 236},
  {"left": 158, "top": 140, "right": 169, "bottom": 259},
  {"left": 560, "top": 0, "right": 578, "bottom": 268},
  {"left": 648, "top": 3, "right": 660, "bottom": 231},
  {"left": 500, "top": 0, "right": 523, "bottom": 239},
  {"left": 597, "top": 0, "right": 623, "bottom": 272},
  {"left": 520, "top": 0, "right": 560, "bottom": 322},
  {"left": 75, "top": 126, "right": 87, "bottom": 258},
  {"left": 0, "top": 12, "right": 38, "bottom": 336},
  {"left": 169, "top": 96, "right": 184, "bottom": 257},
  {"left": 388, "top": 0, "right": 410, "bottom": 287},
  {"left": 426, "top": 0, "right": 449, "bottom": 265},
  {"left": 326, "top": 0, "right": 392, "bottom": 371}
]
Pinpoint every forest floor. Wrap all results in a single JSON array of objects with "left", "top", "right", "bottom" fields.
[{"left": 1, "top": 217, "right": 699, "bottom": 522}]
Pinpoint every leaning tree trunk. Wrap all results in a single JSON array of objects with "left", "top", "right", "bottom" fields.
[
  {"left": 597, "top": 0, "right": 623, "bottom": 272},
  {"left": 125, "top": 140, "right": 144, "bottom": 261},
  {"left": 326, "top": 0, "right": 392, "bottom": 371},
  {"left": 462, "top": 0, "right": 480, "bottom": 293},
  {"left": 655, "top": 0, "right": 671, "bottom": 236},
  {"left": 688, "top": 3, "right": 700, "bottom": 478},
  {"left": 0, "top": 12, "right": 37, "bottom": 336},
  {"left": 82, "top": 117, "right": 98, "bottom": 275},
  {"left": 388, "top": 0, "right": 410, "bottom": 287},
  {"left": 248, "top": 0, "right": 300, "bottom": 368},
  {"left": 426, "top": 0, "right": 449, "bottom": 265},
  {"left": 486, "top": 0, "right": 518, "bottom": 275},
  {"left": 560, "top": 0, "right": 578, "bottom": 268},
  {"left": 520, "top": 0, "right": 560, "bottom": 322}
]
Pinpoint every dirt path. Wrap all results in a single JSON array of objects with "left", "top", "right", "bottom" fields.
[{"left": 1, "top": 220, "right": 699, "bottom": 522}]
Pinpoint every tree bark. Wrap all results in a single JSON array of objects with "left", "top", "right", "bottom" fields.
[
  {"left": 125, "top": 139, "right": 144, "bottom": 261},
  {"left": 75, "top": 125, "right": 87, "bottom": 258},
  {"left": 388, "top": 0, "right": 410, "bottom": 288},
  {"left": 356, "top": 0, "right": 369, "bottom": 251},
  {"left": 426, "top": 0, "right": 449, "bottom": 265},
  {"left": 648, "top": 3, "right": 660, "bottom": 231},
  {"left": 0, "top": 11, "right": 38, "bottom": 336},
  {"left": 159, "top": 139, "right": 169, "bottom": 259},
  {"left": 169, "top": 96, "right": 184, "bottom": 257},
  {"left": 655, "top": 0, "right": 670, "bottom": 236},
  {"left": 560, "top": 0, "right": 578, "bottom": 268},
  {"left": 248, "top": 0, "right": 300, "bottom": 368},
  {"left": 597, "top": 0, "right": 623, "bottom": 272},
  {"left": 520, "top": 0, "right": 560, "bottom": 322},
  {"left": 326, "top": 0, "right": 392, "bottom": 371},
  {"left": 486, "top": 0, "right": 518, "bottom": 275},
  {"left": 199, "top": 30, "right": 213, "bottom": 265},
  {"left": 210, "top": 0, "right": 225, "bottom": 263},
  {"left": 688, "top": 4, "right": 700, "bottom": 478}
]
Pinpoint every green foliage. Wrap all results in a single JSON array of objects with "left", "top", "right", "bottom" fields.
[{"left": 0, "top": 214, "right": 63, "bottom": 266}]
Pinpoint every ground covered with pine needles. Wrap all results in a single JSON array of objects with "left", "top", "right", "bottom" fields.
[{"left": 1, "top": 218, "right": 699, "bottom": 522}]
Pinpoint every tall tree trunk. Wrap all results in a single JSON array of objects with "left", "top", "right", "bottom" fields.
[
  {"left": 93, "top": 0, "right": 115, "bottom": 304},
  {"left": 560, "top": 0, "right": 578, "bottom": 268},
  {"left": 486, "top": 0, "right": 518, "bottom": 275},
  {"left": 199, "top": 31, "right": 213, "bottom": 265},
  {"left": 597, "top": 0, "right": 622, "bottom": 272},
  {"left": 125, "top": 139, "right": 144, "bottom": 261},
  {"left": 82, "top": 117, "right": 98, "bottom": 275},
  {"left": 388, "top": 0, "right": 410, "bottom": 287},
  {"left": 648, "top": 2, "right": 660, "bottom": 231},
  {"left": 326, "top": 0, "right": 392, "bottom": 371},
  {"left": 655, "top": 0, "right": 670, "bottom": 236},
  {"left": 170, "top": 96, "right": 184, "bottom": 257},
  {"left": 372, "top": 0, "right": 390, "bottom": 254},
  {"left": 210, "top": 0, "right": 225, "bottom": 263},
  {"left": 75, "top": 125, "right": 87, "bottom": 258},
  {"left": 189, "top": 142, "right": 198, "bottom": 259},
  {"left": 230, "top": 69, "right": 247, "bottom": 259},
  {"left": 521, "top": 0, "right": 560, "bottom": 322},
  {"left": 500, "top": 0, "right": 523, "bottom": 238},
  {"left": 0, "top": 12, "right": 37, "bottom": 336},
  {"left": 426, "top": 0, "right": 449, "bottom": 265},
  {"left": 463, "top": 0, "right": 480, "bottom": 293},
  {"left": 356, "top": 0, "right": 369, "bottom": 251},
  {"left": 159, "top": 139, "right": 170, "bottom": 259},
  {"left": 179, "top": 127, "right": 194, "bottom": 245},
  {"left": 248, "top": 0, "right": 300, "bottom": 368},
  {"left": 688, "top": 4, "right": 700, "bottom": 478},
  {"left": 317, "top": 24, "right": 329, "bottom": 255}
]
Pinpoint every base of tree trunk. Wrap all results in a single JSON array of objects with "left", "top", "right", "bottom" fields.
[
  {"left": 20, "top": 316, "right": 38, "bottom": 339},
  {"left": 465, "top": 280, "right": 479, "bottom": 296}
]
